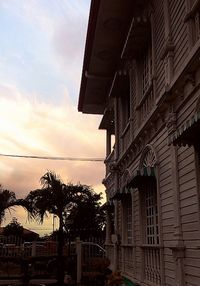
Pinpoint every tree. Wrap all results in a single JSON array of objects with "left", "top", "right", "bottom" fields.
[
  {"left": 64, "top": 187, "right": 106, "bottom": 241},
  {"left": 3, "top": 217, "right": 23, "bottom": 237},
  {"left": 24, "top": 171, "right": 85, "bottom": 286},
  {"left": 0, "top": 185, "right": 30, "bottom": 226}
]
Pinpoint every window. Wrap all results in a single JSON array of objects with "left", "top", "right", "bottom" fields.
[
  {"left": 120, "top": 74, "right": 130, "bottom": 130},
  {"left": 143, "top": 180, "right": 159, "bottom": 245},
  {"left": 139, "top": 146, "right": 161, "bottom": 285},
  {"left": 126, "top": 199, "right": 132, "bottom": 244},
  {"left": 137, "top": 38, "right": 154, "bottom": 125},
  {"left": 142, "top": 43, "right": 152, "bottom": 96},
  {"left": 139, "top": 146, "right": 158, "bottom": 245},
  {"left": 122, "top": 195, "right": 132, "bottom": 244}
]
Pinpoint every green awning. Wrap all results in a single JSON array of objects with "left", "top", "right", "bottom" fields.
[
  {"left": 111, "top": 167, "right": 156, "bottom": 199},
  {"left": 129, "top": 166, "right": 156, "bottom": 187},
  {"left": 123, "top": 276, "right": 138, "bottom": 286},
  {"left": 168, "top": 111, "right": 200, "bottom": 147},
  {"left": 111, "top": 188, "right": 132, "bottom": 201}
]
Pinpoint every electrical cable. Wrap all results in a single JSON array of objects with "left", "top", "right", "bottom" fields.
[{"left": 0, "top": 153, "right": 104, "bottom": 162}]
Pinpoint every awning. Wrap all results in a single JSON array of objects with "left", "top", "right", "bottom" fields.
[
  {"left": 129, "top": 166, "right": 156, "bottom": 187},
  {"left": 168, "top": 111, "right": 200, "bottom": 147},
  {"left": 111, "top": 167, "right": 156, "bottom": 199},
  {"left": 111, "top": 186, "right": 132, "bottom": 201}
]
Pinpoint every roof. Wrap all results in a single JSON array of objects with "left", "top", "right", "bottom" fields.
[
  {"left": 0, "top": 227, "right": 39, "bottom": 237},
  {"left": 78, "top": 0, "right": 143, "bottom": 114}
]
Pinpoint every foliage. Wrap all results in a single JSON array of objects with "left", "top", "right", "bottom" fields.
[
  {"left": 0, "top": 185, "right": 17, "bottom": 224},
  {"left": 64, "top": 186, "right": 106, "bottom": 241},
  {"left": 24, "top": 171, "right": 86, "bottom": 223},
  {"left": 24, "top": 170, "right": 89, "bottom": 285},
  {"left": 0, "top": 184, "right": 30, "bottom": 224},
  {"left": 3, "top": 217, "right": 23, "bottom": 237}
]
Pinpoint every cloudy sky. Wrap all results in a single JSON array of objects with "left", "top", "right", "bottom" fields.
[{"left": 0, "top": 0, "right": 106, "bottom": 235}]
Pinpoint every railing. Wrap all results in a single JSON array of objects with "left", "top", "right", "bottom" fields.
[
  {"left": 0, "top": 238, "right": 108, "bottom": 284},
  {"left": 142, "top": 245, "right": 161, "bottom": 285}
]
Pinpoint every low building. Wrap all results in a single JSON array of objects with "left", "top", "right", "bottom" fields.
[
  {"left": 0, "top": 227, "right": 39, "bottom": 242},
  {"left": 79, "top": 1, "right": 200, "bottom": 286}
]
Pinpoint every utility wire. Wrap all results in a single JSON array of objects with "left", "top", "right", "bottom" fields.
[{"left": 0, "top": 153, "right": 104, "bottom": 162}]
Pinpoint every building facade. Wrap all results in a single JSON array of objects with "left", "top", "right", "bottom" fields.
[{"left": 78, "top": 1, "right": 200, "bottom": 285}]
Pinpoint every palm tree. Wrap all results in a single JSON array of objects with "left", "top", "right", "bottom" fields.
[
  {"left": 24, "top": 171, "right": 80, "bottom": 285},
  {"left": 0, "top": 185, "right": 24, "bottom": 225}
]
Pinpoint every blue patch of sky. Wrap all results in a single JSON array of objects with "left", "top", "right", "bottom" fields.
[{"left": 0, "top": 0, "right": 90, "bottom": 105}]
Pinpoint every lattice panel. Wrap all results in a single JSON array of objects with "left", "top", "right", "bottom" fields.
[{"left": 144, "top": 247, "right": 161, "bottom": 285}]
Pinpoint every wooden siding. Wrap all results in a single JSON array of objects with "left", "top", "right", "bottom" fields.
[
  {"left": 169, "top": 0, "right": 189, "bottom": 75},
  {"left": 104, "top": 1, "right": 200, "bottom": 285},
  {"left": 153, "top": 0, "right": 165, "bottom": 98},
  {"left": 152, "top": 127, "right": 175, "bottom": 286},
  {"left": 176, "top": 92, "right": 198, "bottom": 126},
  {"left": 178, "top": 145, "right": 200, "bottom": 284},
  {"left": 130, "top": 66, "right": 137, "bottom": 137}
]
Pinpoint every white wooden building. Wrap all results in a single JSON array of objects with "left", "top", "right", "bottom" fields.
[{"left": 78, "top": 1, "right": 200, "bottom": 285}]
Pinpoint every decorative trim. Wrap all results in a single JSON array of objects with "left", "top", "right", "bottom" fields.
[{"left": 139, "top": 144, "right": 157, "bottom": 168}]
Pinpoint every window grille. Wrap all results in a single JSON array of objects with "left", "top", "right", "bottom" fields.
[
  {"left": 122, "top": 195, "right": 132, "bottom": 244},
  {"left": 127, "top": 202, "right": 132, "bottom": 244},
  {"left": 144, "top": 183, "right": 159, "bottom": 245},
  {"left": 139, "top": 146, "right": 161, "bottom": 284},
  {"left": 141, "top": 180, "right": 161, "bottom": 284}
]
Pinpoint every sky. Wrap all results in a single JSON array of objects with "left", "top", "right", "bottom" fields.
[{"left": 0, "top": 0, "right": 106, "bottom": 236}]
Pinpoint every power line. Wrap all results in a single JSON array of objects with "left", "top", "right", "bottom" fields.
[{"left": 0, "top": 153, "right": 104, "bottom": 162}]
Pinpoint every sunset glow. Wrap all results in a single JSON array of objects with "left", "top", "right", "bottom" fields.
[{"left": 0, "top": 0, "right": 106, "bottom": 235}]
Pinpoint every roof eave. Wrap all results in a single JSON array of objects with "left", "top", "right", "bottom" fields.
[{"left": 78, "top": 0, "right": 101, "bottom": 113}]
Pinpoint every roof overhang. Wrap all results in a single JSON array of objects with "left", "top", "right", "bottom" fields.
[
  {"left": 99, "top": 107, "right": 115, "bottom": 134},
  {"left": 78, "top": 0, "right": 147, "bottom": 115}
]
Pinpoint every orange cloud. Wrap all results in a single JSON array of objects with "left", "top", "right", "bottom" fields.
[{"left": 0, "top": 84, "right": 106, "bottom": 234}]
